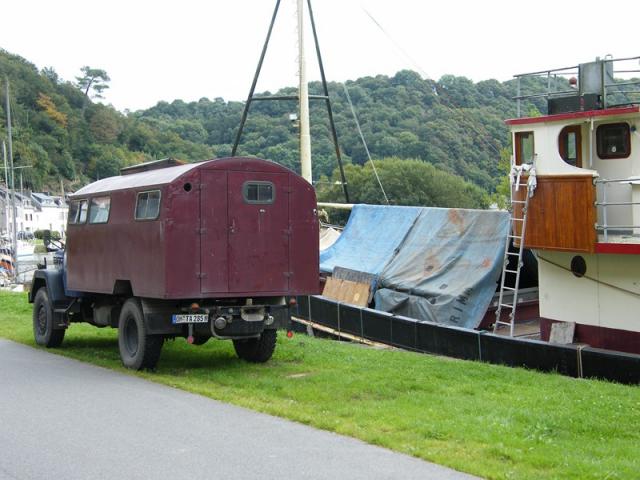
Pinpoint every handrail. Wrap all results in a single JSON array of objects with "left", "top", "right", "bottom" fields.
[
  {"left": 594, "top": 177, "right": 640, "bottom": 242},
  {"left": 513, "top": 56, "right": 640, "bottom": 117}
]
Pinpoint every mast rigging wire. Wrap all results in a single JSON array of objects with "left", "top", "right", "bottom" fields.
[
  {"left": 361, "top": 6, "right": 502, "bottom": 158},
  {"left": 342, "top": 83, "right": 390, "bottom": 205}
]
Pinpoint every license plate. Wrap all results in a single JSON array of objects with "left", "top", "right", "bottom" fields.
[{"left": 171, "top": 314, "right": 209, "bottom": 324}]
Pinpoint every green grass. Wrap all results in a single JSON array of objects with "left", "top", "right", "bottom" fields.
[{"left": 1, "top": 291, "right": 639, "bottom": 479}]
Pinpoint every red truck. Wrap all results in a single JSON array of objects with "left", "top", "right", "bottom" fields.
[{"left": 29, "top": 157, "right": 319, "bottom": 369}]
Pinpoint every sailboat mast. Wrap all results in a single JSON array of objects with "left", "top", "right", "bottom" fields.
[
  {"left": 5, "top": 78, "right": 17, "bottom": 281},
  {"left": 2, "top": 142, "right": 8, "bottom": 235},
  {"left": 297, "top": 0, "right": 312, "bottom": 184}
]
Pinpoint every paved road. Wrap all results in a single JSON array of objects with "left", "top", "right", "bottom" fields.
[{"left": 0, "top": 339, "right": 479, "bottom": 480}]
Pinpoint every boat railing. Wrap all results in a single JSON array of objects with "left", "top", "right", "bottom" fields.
[
  {"left": 594, "top": 177, "right": 640, "bottom": 242},
  {"left": 514, "top": 55, "right": 640, "bottom": 118}
]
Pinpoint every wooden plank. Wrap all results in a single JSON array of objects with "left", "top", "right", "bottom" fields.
[
  {"left": 332, "top": 267, "right": 377, "bottom": 304},
  {"left": 322, "top": 277, "right": 343, "bottom": 300},
  {"left": 291, "top": 316, "right": 391, "bottom": 348},
  {"left": 322, "top": 277, "right": 370, "bottom": 307}
]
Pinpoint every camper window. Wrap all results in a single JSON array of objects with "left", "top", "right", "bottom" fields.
[
  {"left": 597, "top": 123, "right": 630, "bottom": 159},
  {"left": 558, "top": 125, "right": 582, "bottom": 167},
  {"left": 243, "top": 181, "right": 275, "bottom": 204},
  {"left": 135, "top": 190, "right": 161, "bottom": 220},
  {"left": 69, "top": 200, "right": 88, "bottom": 225},
  {"left": 88, "top": 196, "right": 111, "bottom": 224},
  {"left": 515, "top": 132, "right": 534, "bottom": 165}
]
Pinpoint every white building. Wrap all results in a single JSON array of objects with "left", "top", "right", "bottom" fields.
[
  {"left": 31, "top": 192, "right": 68, "bottom": 236},
  {"left": 0, "top": 187, "right": 68, "bottom": 237}
]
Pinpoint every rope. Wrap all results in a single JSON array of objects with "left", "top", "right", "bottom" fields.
[
  {"left": 537, "top": 254, "right": 640, "bottom": 298},
  {"left": 342, "top": 83, "right": 390, "bottom": 205},
  {"left": 361, "top": 7, "right": 430, "bottom": 80},
  {"left": 360, "top": 7, "right": 503, "bottom": 158}
]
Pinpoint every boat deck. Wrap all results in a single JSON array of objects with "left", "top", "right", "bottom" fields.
[{"left": 597, "top": 233, "right": 640, "bottom": 244}]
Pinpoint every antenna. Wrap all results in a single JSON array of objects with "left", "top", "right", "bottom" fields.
[{"left": 231, "top": 0, "right": 350, "bottom": 202}]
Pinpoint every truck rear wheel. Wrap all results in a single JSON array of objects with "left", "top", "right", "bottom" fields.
[
  {"left": 33, "top": 288, "right": 65, "bottom": 348},
  {"left": 118, "top": 298, "right": 163, "bottom": 370},
  {"left": 233, "top": 329, "right": 277, "bottom": 363}
]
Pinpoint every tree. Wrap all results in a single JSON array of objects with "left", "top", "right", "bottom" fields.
[
  {"left": 317, "top": 158, "right": 489, "bottom": 210},
  {"left": 75, "top": 66, "right": 110, "bottom": 100}
]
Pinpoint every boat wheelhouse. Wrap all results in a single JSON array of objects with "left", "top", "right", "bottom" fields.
[{"left": 505, "top": 56, "right": 640, "bottom": 354}]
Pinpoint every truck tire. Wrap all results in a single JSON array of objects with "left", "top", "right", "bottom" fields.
[
  {"left": 118, "top": 298, "right": 163, "bottom": 370},
  {"left": 33, "top": 288, "right": 65, "bottom": 348},
  {"left": 233, "top": 329, "right": 277, "bottom": 363}
]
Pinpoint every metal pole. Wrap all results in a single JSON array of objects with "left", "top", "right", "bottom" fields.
[
  {"left": 2, "top": 142, "right": 7, "bottom": 235},
  {"left": 601, "top": 60, "right": 607, "bottom": 108},
  {"left": 306, "top": 0, "right": 349, "bottom": 202},
  {"left": 297, "top": 0, "right": 312, "bottom": 184},
  {"left": 602, "top": 183, "right": 608, "bottom": 242},
  {"left": 516, "top": 78, "right": 521, "bottom": 117},
  {"left": 2, "top": 141, "right": 7, "bottom": 186},
  {"left": 231, "top": 0, "right": 281, "bottom": 156},
  {"left": 5, "top": 78, "right": 17, "bottom": 281}
]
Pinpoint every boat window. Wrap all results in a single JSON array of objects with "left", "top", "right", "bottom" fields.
[
  {"left": 88, "top": 196, "right": 111, "bottom": 224},
  {"left": 514, "top": 131, "right": 534, "bottom": 165},
  {"left": 597, "top": 123, "right": 630, "bottom": 159},
  {"left": 243, "top": 181, "right": 275, "bottom": 204},
  {"left": 135, "top": 190, "right": 161, "bottom": 220},
  {"left": 558, "top": 125, "right": 582, "bottom": 167},
  {"left": 68, "top": 200, "right": 88, "bottom": 225}
]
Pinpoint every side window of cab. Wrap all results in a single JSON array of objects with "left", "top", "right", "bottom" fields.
[
  {"left": 88, "top": 196, "right": 111, "bottom": 224},
  {"left": 558, "top": 125, "right": 582, "bottom": 167},
  {"left": 514, "top": 131, "right": 534, "bottom": 165},
  {"left": 135, "top": 190, "right": 161, "bottom": 220},
  {"left": 68, "top": 199, "right": 88, "bottom": 225}
]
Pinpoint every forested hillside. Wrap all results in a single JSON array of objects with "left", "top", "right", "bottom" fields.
[
  {"left": 0, "top": 47, "right": 541, "bottom": 205},
  {"left": 140, "top": 72, "right": 519, "bottom": 192},
  {"left": 0, "top": 49, "right": 213, "bottom": 191}
]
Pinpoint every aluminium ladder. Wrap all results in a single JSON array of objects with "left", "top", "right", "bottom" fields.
[{"left": 494, "top": 165, "right": 536, "bottom": 336}]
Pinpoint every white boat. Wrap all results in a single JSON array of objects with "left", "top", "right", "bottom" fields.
[{"left": 503, "top": 55, "right": 640, "bottom": 354}]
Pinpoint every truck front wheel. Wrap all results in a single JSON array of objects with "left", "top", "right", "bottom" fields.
[
  {"left": 33, "top": 288, "right": 65, "bottom": 348},
  {"left": 233, "top": 329, "right": 277, "bottom": 363},
  {"left": 118, "top": 298, "right": 163, "bottom": 370}
]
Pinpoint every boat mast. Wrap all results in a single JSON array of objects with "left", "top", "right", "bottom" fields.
[
  {"left": 232, "top": 0, "right": 349, "bottom": 200},
  {"left": 2, "top": 142, "right": 8, "bottom": 236},
  {"left": 297, "top": 0, "right": 312, "bottom": 184},
  {"left": 5, "top": 78, "right": 17, "bottom": 281}
]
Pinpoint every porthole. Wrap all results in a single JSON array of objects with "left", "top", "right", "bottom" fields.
[{"left": 570, "top": 256, "right": 586, "bottom": 278}]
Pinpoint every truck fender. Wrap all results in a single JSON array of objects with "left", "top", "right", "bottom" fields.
[{"left": 29, "top": 269, "right": 70, "bottom": 309}]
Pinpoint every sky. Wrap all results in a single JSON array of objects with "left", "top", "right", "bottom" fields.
[{"left": 2, "top": 0, "right": 640, "bottom": 112}]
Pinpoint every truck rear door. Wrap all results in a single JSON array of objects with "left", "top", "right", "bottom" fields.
[{"left": 227, "top": 171, "right": 290, "bottom": 293}]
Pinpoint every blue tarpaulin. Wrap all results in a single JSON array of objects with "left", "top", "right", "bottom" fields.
[
  {"left": 320, "top": 205, "right": 510, "bottom": 329},
  {"left": 319, "top": 204, "right": 421, "bottom": 275}
]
